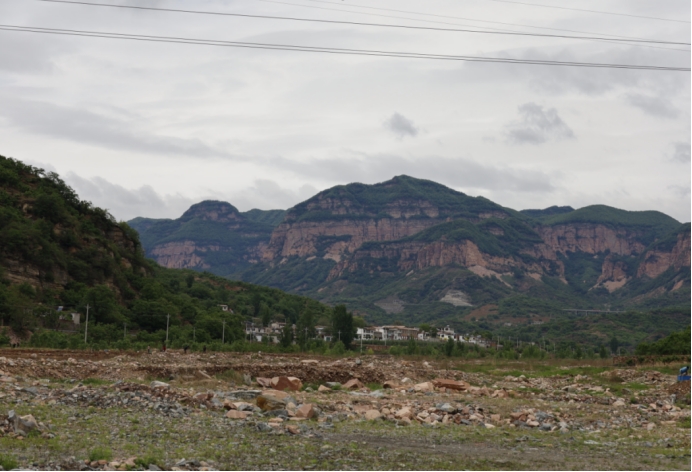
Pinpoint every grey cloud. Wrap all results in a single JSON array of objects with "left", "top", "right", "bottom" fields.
[
  {"left": 504, "top": 103, "right": 575, "bottom": 145},
  {"left": 458, "top": 46, "right": 690, "bottom": 97},
  {"left": 226, "top": 180, "right": 318, "bottom": 212},
  {"left": 671, "top": 142, "right": 691, "bottom": 163},
  {"left": 64, "top": 173, "right": 196, "bottom": 221},
  {"left": 270, "top": 153, "right": 556, "bottom": 194},
  {"left": 668, "top": 184, "right": 691, "bottom": 198},
  {"left": 64, "top": 173, "right": 315, "bottom": 220},
  {"left": 0, "top": 31, "right": 71, "bottom": 74},
  {"left": 626, "top": 94, "right": 679, "bottom": 119},
  {"left": 383, "top": 113, "right": 418, "bottom": 139},
  {"left": 0, "top": 97, "right": 234, "bottom": 158}
]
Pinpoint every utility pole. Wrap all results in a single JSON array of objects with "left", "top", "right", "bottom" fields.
[
  {"left": 193, "top": 326, "right": 196, "bottom": 342},
  {"left": 124, "top": 322, "right": 127, "bottom": 340},
  {"left": 338, "top": 331, "right": 341, "bottom": 342},
  {"left": 84, "top": 304, "right": 90, "bottom": 344},
  {"left": 166, "top": 313, "right": 170, "bottom": 343},
  {"left": 222, "top": 319, "right": 226, "bottom": 344}
]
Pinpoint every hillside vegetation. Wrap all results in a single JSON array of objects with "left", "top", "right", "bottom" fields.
[
  {"left": 0, "top": 156, "right": 331, "bottom": 349},
  {"left": 288, "top": 175, "right": 514, "bottom": 222},
  {"left": 542, "top": 204, "right": 680, "bottom": 240}
]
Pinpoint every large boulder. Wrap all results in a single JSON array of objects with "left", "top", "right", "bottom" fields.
[
  {"left": 342, "top": 379, "right": 365, "bottom": 390},
  {"left": 271, "top": 376, "right": 303, "bottom": 391},
  {"left": 8, "top": 410, "right": 38, "bottom": 435},
  {"left": 256, "top": 377, "right": 273, "bottom": 388},
  {"left": 225, "top": 410, "right": 251, "bottom": 420},
  {"left": 364, "top": 410, "right": 382, "bottom": 421},
  {"left": 256, "top": 394, "right": 287, "bottom": 412},
  {"left": 295, "top": 404, "right": 316, "bottom": 419},
  {"left": 432, "top": 379, "right": 469, "bottom": 391}
]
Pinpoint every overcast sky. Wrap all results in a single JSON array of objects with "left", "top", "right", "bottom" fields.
[{"left": 1, "top": 0, "right": 690, "bottom": 222}]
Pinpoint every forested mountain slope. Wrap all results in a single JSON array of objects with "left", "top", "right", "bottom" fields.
[{"left": 0, "top": 156, "right": 328, "bottom": 344}]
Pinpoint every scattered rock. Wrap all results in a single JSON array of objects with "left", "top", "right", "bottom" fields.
[
  {"left": 433, "top": 379, "right": 469, "bottom": 391},
  {"left": 413, "top": 382, "right": 434, "bottom": 392},
  {"left": 271, "top": 376, "right": 303, "bottom": 391},
  {"left": 256, "top": 394, "right": 287, "bottom": 412},
  {"left": 295, "top": 404, "right": 316, "bottom": 419},
  {"left": 342, "top": 379, "right": 365, "bottom": 390},
  {"left": 364, "top": 410, "right": 382, "bottom": 420},
  {"left": 256, "top": 378, "right": 273, "bottom": 388},
  {"left": 225, "top": 410, "right": 250, "bottom": 420}
]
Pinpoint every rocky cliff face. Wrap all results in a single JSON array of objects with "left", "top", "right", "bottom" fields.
[
  {"left": 637, "top": 231, "right": 691, "bottom": 279},
  {"left": 150, "top": 240, "right": 266, "bottom": 270},
  {"left": 325, "top": 221, "right": 690, "bottom": 296},
  {"left": 535, "top": 224, "right": 647, "bottom": 256},
  {"left": 261, "top": 176, "right": 511, "bottom": 263},
  {"left": 130, "top": 200, "right": 278, "bottom": 275},
  {"left": 150, "top": 241, "right": 215, "bottom": 270},
  {"left": 263, "top": 218, "right": 442, "bottom": 262},
  {"left": 128, "top": 176, "right": 690, "bottom": 310},
  {"left": 329, "top": 239, "right": 543, "bottom": 282}
]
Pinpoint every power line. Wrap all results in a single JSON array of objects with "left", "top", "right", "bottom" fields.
[
  {"left": 32, "top": 0, "right": 691, "bottom": 46},
  {"left": 475, "top": 0, "right": 690, "bottom": 24},
  {"left": 262, "top": 0, "right": 687, "bottom": 47},
  {"left": 0, "top": 24, "right": 687, "bottom": 71}
]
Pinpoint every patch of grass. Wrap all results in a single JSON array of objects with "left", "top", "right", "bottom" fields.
[
  {"left": 134, "top": 452, "right": 164, "bottom": 469},
  {"left": 0, "top": 454, "right": 19, "bottom": 470},
  {"left": 216, "top": 369, "right": 244, "bottom": 384},
  {"left": 88, "top": 446, "right": 113, "bottom": 462},
  {"left": 607, "top": 371, "right": 624, "bottom": 383},
  {"left": 302, "top": 382, "right": 320, "bottom": 391},
  {"left": 366, "top": 382, "right": 383, "bottom": 391},
  {"left": 82, "top": 378, "right": 110, "bottom": 386},
  {"left": 678, "top": 416, "right": 691, "bottom": 429}
]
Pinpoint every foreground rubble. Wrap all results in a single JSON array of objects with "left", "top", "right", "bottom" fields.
[{"left": 0, "top": 349, "right": 689, "bottom": 470}]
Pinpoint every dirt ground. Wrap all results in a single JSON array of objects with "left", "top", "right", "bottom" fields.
[{"left": 0, "top": 348, "right": 690, "bottom": 470}]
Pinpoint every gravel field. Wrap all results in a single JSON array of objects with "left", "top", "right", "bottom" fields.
[{"left": 0, "top": 349, "right": 689, "bottom": 470}]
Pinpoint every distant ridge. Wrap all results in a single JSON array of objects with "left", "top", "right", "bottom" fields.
[{"left": 128, "top": 175, "right": 690, "bottom": 329}]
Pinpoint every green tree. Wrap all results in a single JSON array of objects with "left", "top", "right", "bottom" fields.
[
  {"left": 279, "top": 323, "right": 294, "bottom": 348},
  {"left": 444, "top": 337, "right": 455, "bottom": 357},
  {"left": 332, "top": 305, "right": 354, "bottom": 350},
  {"left": 296, "top": 305, "right": 316, "bottom": 350},
  {"left": 83, "top": 285, "right": 123, "bottom": 325},
  {"left": 406, "top": 337, "right": 419, "bottom": 355},
  {"left": 599, "top": 345, "right": 608, "bottom": 359},
  {"left": 185, "top": 274, "right": 195, "bottom": 289},
  {"left": 609, "top": 336, "right": 620, "bottom": 355},
  {"left": 260, "top": 302, "right": 272, "bottom": 327}
]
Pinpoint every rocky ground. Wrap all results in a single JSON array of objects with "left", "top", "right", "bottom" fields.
[{"left": 0, "top": 349, "right": 690, "bottom": 470}]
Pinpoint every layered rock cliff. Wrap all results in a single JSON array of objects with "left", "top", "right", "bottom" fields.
[
  {"left": 128, "top": 176, "right": 690, "bottom": 312},
  {"left": 129, "top": 201, "right": 283, "bottom": 276},
  {"left": 261, "top": 175, "right": 512, "bottom": 263},
  {"left": 637, "top": 227, "right": 691, "bottom": 279}
]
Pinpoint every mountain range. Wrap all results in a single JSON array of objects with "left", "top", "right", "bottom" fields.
[{"left": 128, "top": 175, "right": 691, "bottom": 327}]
